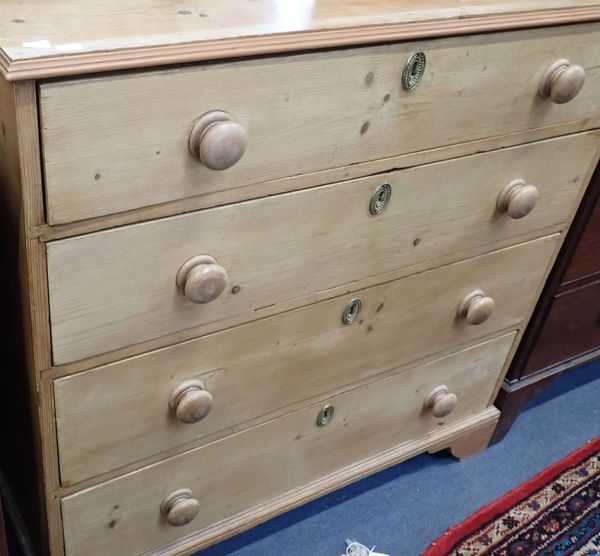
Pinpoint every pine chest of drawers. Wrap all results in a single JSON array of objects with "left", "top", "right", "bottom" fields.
[{"left": 1, "top": 2, "right": 600, "bottom": 555}]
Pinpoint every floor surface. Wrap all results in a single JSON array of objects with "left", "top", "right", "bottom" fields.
[{"left": 197, "top": 363, "right": 600, "bottom": 556}]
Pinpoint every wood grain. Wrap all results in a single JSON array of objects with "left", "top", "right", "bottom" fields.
[
  {"left": 39, "top": 23, "right": 600, "bottom": 224},
  {"left": 493, "top": 155, "right": 600, "bottom": 443},
  {"left": 46, "top": 133, "right": 597, "bottom": 364},
  {"left": 0, "top": 80, "right": 45, "bottom": 231},
  {"left": 538, "top": 58, "right": 587, "bottom": 104},
  {"left": 28, "top": 124, "right": 600, "bottom": 243},
  {"left": 562, "top": 196, "right": 600, "bottom": 285},
  {"left": 0, "top": 7, "right": 598, "bottom": 556},
  {"left": 60, "top": 334, "right": 514, "bottom": 556},
  {"left": 505, "top": 155, "right": 600, "bottom": 380},
  {"left": 2, "top": 2, "right": 600, "bottom": 80},
  {"left": 522, "top": 279, "right": 600, "bottom": 376},
  {"left": 54, "top": 235, "right": 557, "bottom": 485},
  {"left": 448, "top": 417, "right": 498, "bottom": 460},
  {"left": 0, "top": 77, "right": 62, "bottom": 555},
  {"left": 150, "top": 408, "right": 500, "bottom": 556}
]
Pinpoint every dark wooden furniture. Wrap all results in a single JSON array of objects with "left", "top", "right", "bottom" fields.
[
  {"left": 0, "top": 498, "right": 7, "bottom": 556},
  {"left": 0, "top": 466, "right": 36, "bottom": 556},
  {"left": 493, "top": 160, "right": 600, "bottom": 443}
]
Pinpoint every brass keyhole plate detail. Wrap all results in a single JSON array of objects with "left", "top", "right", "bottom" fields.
[
  {"left": 342, "top": 298, "right": 362, "bottom": 325},
  {"left": 402, "top": 52, "right": 426, "bottom": 91},
  {"left": 370, "top": 183, "right": 392, "bottom": 215},
  {"left": 317, "top": 405, "right": 335, "bottom": 427}
]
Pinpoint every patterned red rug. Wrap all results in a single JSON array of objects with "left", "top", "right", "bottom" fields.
[{"left": 424, "top": 437, "right": 600, "bottom": 556}]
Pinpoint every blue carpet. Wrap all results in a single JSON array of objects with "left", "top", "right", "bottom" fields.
[{"left": 196, "top": 362, "right": 600, "bottom": 556}]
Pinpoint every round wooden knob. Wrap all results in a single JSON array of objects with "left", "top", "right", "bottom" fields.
[
  {"left": 169, "top": 380, "right": 214, "bottom": 424},
  {"left": 458, "top": 290, "right": 495, "bottom": 325},
  {"left": 539, "top": 59, "right": 585, "bottom": 104},
  {"left": 176, "top": 255, "right": 228, "bottom": 304},
  {"left": 497, "top": 179, "right": 539, "bottom": 219},
  {"left": 160, "top": 489, "right": 200, "bottom": 527},
  {"left": 427, "top": 386, "right": 458, "bottom": 418},
  {"left": 189, "top": 111, "right": 247, "bottom": 170}
]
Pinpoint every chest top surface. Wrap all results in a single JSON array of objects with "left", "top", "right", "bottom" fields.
[{"left": 1, "top": 0, "right": 599, "bottom": 80}]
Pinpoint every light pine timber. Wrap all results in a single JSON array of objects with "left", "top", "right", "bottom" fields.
[
  {"left": 448, "top": 418, "right": 499, "bottom": 460},
  {"left": 167, "top": 380, "right": 214, "bottom": 425},
  {"left": 0, "top": 1, "right": 598, "bottom": 63},
  {"left": 54, "top": 234, "right": 558, "bottom": 485},
  {"left": 2, "top": 2, "right": 600, "bottom": 81},
  {"left": 52, "top": 331, "right": 517, "bottom": 499},
  {"left": 483, "top": 128, "right": 600, "bottom": 415},
  {"left": 27, "top": 125, "right": 600, "bottom": 244},
  {"left": 60, "top": 333, "right": 514, "bottom": 556},
  {"left": 538, "top": 58, "right": 587, "bottom": 104},
  {"left": 458, "top": 290, "right": 496, "bottom": 325},
  {"left": 46, "top": 132, "right": 598, "bottom": 365},
  {"left": 0, "top": 6, "right": 597, "bottom": 556},
  {"left": 497, "top": 180, "right": 540, "bottom": 219},
  {"left": 188, "top": 111, "right": 248, "bottom": 171},
  {"left": 149, "top": 408, "right": 500, "bottom": 556},
  {"left": 39, "top": 22, "right": 600, "bottom": 224},
  {"left": 0, "top": 77, "right": 62, "bottom": 555},
  {"left": 160, "top": 490, "right": 200, "bottom": 528},
  {"left": 427, "top": 410, "right": 499, "bottom": 460}
]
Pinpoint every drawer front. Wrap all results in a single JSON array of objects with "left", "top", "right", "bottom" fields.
[
  {"left": 54, "top": 236, "right": 558, "bottom": 485},
  {"left": 563, "top": 197, "right": 600, "bottom": 285},
  {"left": 523, "top": 279, "right": 600, "bottom": 376},
  {"left": 39, "top": 23, "right": 600, "bottom": 224},
  {"left": 47, "top": 134, "right": 594, "bottom": 365},
  {"left": 61, "top": 333, "right": 515, "bottom": 556}
]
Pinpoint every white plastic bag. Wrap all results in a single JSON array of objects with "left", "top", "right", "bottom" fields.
[{"left": 341, "top": 539, "right": 390, "bottom": 556}]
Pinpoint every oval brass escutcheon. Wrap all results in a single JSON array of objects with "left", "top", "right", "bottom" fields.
[
  {"left": 370, "top": 183, "right": 392, "bottom": 215},
  {"left": 402, "top": 52, "right": 426, "bottom": 91},
  {"left": 342, "top": 298, "right": 362, "bottom": 325},
  {"left": 317, "top": 405, "right": 335, "bottom": 427}
]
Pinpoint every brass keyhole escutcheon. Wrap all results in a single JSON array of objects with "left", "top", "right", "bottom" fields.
[
  {"left": 402, "top": 52, "right": 426, "bottom": 91},
  {"left": 317, "top": 405, "right": 335, "bottom": 427},
  {"left": 370, "top": 183, "right": 392, "bottom": 215},
  {"left": 342, "top": 298, "right": 362, "bottom": 325}
]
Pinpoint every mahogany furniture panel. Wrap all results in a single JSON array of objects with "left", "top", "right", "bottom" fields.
[
  {"left": 0, "top": 499, "right": 6, "bottom": 556},
  {"left": 562, "top": 196, "right": 600, "bottom": 285},
  {"left": 522, "top": 280, "right": 600, "bottom": 375},
  {"left": 1, "top": 3, "right": 600, "bottom": 555}
]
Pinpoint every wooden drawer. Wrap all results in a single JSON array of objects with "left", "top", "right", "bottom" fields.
[
  {"left": 562, "top": 197, "right": 600, "bottom": 286},
  {"left": 39, "top": 23, "right": 600, "bottom": 224},
  {"left": 60, "top": 333, "right": 515, "bottom": 556},
  {"left": 522, "top": 279, "right": 600, "bottom": 376},
  {"left": 54, "top": 235, "right": 557, "bottom": 485},
  {"left": 47, "top": 134, "right": 594, "bottom": 365}
]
